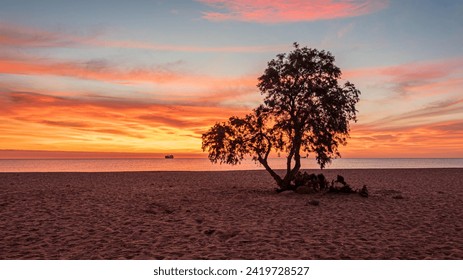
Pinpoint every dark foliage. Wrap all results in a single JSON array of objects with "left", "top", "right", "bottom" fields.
[
  {"left": 328, "top": 175, "right": 357, "bottom": 194},
  {"left": 294, "top": 172, "right": 328, "bottom": 192},
  {"left": 293, "top": 172, "right": 369, "bottom": 197},
  {"left": 359, "top": 185, "right": 369, "bottom": 197},
  {"left": 202, "top": 43, "right": 361, "bottom": 191}
]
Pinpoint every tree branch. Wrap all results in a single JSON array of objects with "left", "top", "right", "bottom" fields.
[{"left": 258, "top": 156, "right": 283, "bottom": 187}]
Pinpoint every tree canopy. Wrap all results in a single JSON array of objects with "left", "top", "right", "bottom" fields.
[{"left": 202, "top": 43, "right": 360, "bottom": 191}]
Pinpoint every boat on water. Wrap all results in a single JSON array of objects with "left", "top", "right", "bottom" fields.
[{"left": 165, "top": 154, "right": 174, "bottom": 159}]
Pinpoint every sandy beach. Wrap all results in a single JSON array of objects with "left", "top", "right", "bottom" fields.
[{"left": 1, "top": 169, "right": 462, "bottom": 260}]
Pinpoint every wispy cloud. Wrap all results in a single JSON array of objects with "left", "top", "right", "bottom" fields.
[
  {"left": 0, "top": 56, "right": 181, "bottom": 84},
  {"left": 344, "top": 57, "right": 463, "bottom": 98},
  {"left": 338, "top": 57, "right": 463, "bottom": 157},
  {"left": 359, "top": 98, "right": 463, "bottom": 130},
  {"left": 0, "top": 21, "right": 285, "bottom": 53},
  {"left": 198, "top": 0, "right": 388, "bottom": 23},
  {"left": 40, "top": 120, "right": 90, "bottom": 128},
  {"left": 0, "top": 22, "right": 88, "bottom": 48},
  {"left": 342, "top": 56, "right": 463, "bottom": 126},
  {"left": 101, "top": 39, "right": 286, "bottom": 53},
  {"left": 0, "top": 52, "right": 261, "bottom": 107},
  {"left": 1, "top": 90, "right": 249, "bottom": 116}
]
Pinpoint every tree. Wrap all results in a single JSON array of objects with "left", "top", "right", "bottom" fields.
[{"left": 202, "top": 43, "right": 360, "bottom": 192}]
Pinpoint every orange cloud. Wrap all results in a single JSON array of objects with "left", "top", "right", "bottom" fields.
[
  {"left": 342, "top": 120, "right": 463, "bottom": 158},
  {"left": 2, "top": 88, "right": 461, "bottom": 158},
  {"left": 1, "top": 88, "right": 461, "bottom": 158},
  {"left": 198, "top": 0, "right": 388, "bottom": 23},
  {"left": 0, "top": 90, "right": 250, "bottom": 155}
]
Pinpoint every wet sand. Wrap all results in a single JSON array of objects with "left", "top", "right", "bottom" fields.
[{"left": 1, "top": 169, "right": 462, "bottom": 259}]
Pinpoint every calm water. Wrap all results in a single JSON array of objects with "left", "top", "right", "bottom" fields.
[{"left": 0, "top": 158, "right": 462, "bottom": 172}]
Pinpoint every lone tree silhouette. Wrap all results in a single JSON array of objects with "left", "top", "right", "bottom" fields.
[{"left": 202, "top": 43, "right": 360, "bottom": 192}]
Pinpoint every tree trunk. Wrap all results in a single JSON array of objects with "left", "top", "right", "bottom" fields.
[
  {"left": 279, "top": 138, "right": 302, "bottom": 192},
  {"left": 258, "top": 157, "right": 283, "bottom": 187},
  {"left": 289, "top": 150, "right": 301, "bottom": 182}
]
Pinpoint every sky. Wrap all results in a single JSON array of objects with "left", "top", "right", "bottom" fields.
[{"left": 1, "top": 0, "right": 462, "bottom": 158}]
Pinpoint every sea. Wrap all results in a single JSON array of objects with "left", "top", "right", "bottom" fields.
[{"left": 0, "top": 158, "right": 462, "bottom": 172}]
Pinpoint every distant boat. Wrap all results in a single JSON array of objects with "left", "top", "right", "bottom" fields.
[{"left": 165, "top": 155, "right": 174, "bottom": 159}]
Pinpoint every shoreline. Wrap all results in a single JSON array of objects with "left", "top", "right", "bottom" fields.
[
  {"left": 2, "top": 158, "right": 463, "bottom": 173},
  {"left": 1, "top": 166, "right": 463, "bottom": 173},
  {"left": 1, "top": 169, "right": 463, "bottom": 259}
]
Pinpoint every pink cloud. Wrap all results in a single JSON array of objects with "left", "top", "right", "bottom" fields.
[
  {"left": 198, "top": 0, "right": 388, "bottom": 23},
  {"left": 343, "top": 57, "right": 463, "bottom": 98},
  {"left": 379, "top": 58, "right": 463, "bottom": 84},
  {"left": 0, "top": 57, "right": 180, "bottom": 84},
  {"left": 344, "top": 57, "right": 463, "bottom": 81},
  {"left": 0, "top": 61, "right": 261, "bottom": 113},
  {"left": 0, "top": 55, "right": 258, "bottom": 97}
]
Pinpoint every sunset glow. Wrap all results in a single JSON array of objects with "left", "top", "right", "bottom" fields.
[{"left": 1, "top": 0, "right": 462, "bottom": 158}]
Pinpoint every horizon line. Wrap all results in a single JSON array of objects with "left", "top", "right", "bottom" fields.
[{"left": 1, "top": 150, "right": 462, "bottom": 160}]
